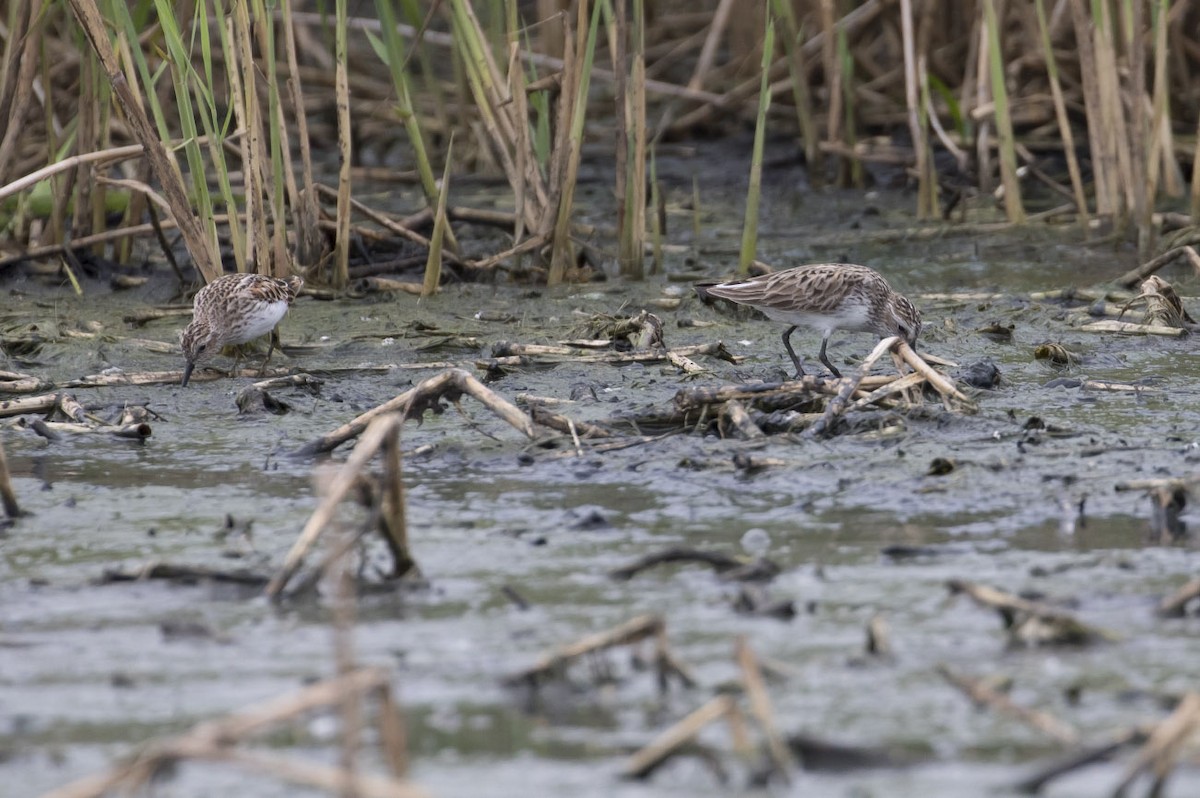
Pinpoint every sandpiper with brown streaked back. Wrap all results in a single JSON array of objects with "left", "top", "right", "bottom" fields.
[
  {"left": 696, "top": 263, "right": 921, "bottom": 378},
  {"left": 180, "top": 273, "right": 304, "bottom": 386}
]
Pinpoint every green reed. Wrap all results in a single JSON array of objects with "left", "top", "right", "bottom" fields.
[{"left": 738, "top": 13, "right": 773, "bottom": 276}]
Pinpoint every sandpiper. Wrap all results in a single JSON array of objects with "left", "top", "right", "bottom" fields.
[
  {"left": 180, "top": 273, "right": 304, "bottom": 386},
  {"left": 696, "top": 263, "right": 921, "bottom": 378}
]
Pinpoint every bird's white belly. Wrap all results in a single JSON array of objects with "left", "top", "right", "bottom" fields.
[
  {"left": 232, "top": 302, "right": 290, "bottom": 343},
  {"left": 760, "top": 303, "right": 873, "bottom": 335}
]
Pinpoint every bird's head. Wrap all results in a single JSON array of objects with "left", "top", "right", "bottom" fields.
[
  {"left": 890, "top": 294, "right": 922, "bottom": 346},
  {"left": 180, "top": 319, "right": 221, "bottom": 386}
]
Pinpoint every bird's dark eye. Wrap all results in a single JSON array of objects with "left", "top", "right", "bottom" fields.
[{"left": 197, "top": 344, "right": 207, "bottom": 352}]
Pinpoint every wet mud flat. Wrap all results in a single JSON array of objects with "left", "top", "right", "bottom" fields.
[{"left": 5, "top": 173, "right": 1200, "bottom": 796}]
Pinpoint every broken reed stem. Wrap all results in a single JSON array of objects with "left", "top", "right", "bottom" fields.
[
  {"left": 505, "top": 614, "right": 665, "bottom": 686},
  {"left": 735, "top": 637, "right": 795, "bottom": 780},
  {"left": 900, "top": 0, "right": 933, "bottom": 219},
  {"left": 1033, "top": 0, "right": 1088, "bottom": 227},
  {"left": 806, "top": 334, "right": 898, "bottom": 437},
  {"left": 380, "top": 425, "right": 414, "bottom": 576},
  {"left": 620, "top": 694, "right": 737, "bottom": 779},
  {"left": 294, "top": 368, "right": 536, "bottom": 458},
  {"left": 1113, "top": 691, "right": 1200, "bottom": 794},
  {"left": 65, "top": 0, "right": 221, "bottom": 282},
  {"left": 937, "top": 665, "right": 1079, "bottom": 745},
  {"left": 332, "top": 0, "right": 352, "bottom": 289},
  {"left": 331, "top": 495, "right": 363, "bottom": 794},
  {"left": 421, "top": 138, "right": 452, "bottom": 298},
  {"left": 617, "top": 0, "right": 647, "bottom": 280},
  {"left": 895, "top": 341, "right": 975, "bottom": 410},
  {"left": 0, "top": 436, "right": 20, "bottom": 518},
  {"left": 38, "top": 667, "right": 427, "bottom": 798},
  {"left": 268, "top": 414, "right": 411, "bottom": 599},
  {"left": 982, "top": 0, "right": 1024, "bottom": 223}
]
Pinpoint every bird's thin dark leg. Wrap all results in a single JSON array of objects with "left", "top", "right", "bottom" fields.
[
  {"left": 818, "top": 335, "right": 842, "bottom": 378},
  {"left": 258, "top": 329, "right": 280, "bottom": 376},
  {"left": 781, "top": 326, "right": 806, "bottom": 378}
]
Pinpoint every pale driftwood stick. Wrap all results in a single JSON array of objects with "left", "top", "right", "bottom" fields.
[
  {"left": 895, "top": 341, "right": 975, "bottom": 409},
  {"left": 528, "top": 405, "right": 613, "bottom": 439},
  {"left": 720, "top": 400, "right": 764, "bottom": 440},
  {"left": 947, "top": 579, "right": 1074, "bottom": 620},
  {"left": 295, "top": 369, "right": 534, "bottom": 458},
  {"left": 251, "top": 374, "right": 324, "bottom": 391},
  {"left": 63, "top": 367, "right": 295, "bottom": 388},
  {"left": 122, "top": 306, "right": 192, "bottom": 325},
  {"left": 504, "top": 614, "right": 664, "bottom": 686},
  {"left": 296, "top": 372, "right": 456, "bottom": 457},
  {"left": 736, "top": 637, "right": 795, "bottom": 782},
  {"left": 866, "top": 614, "right": 892, "bottom": 657},
  {"left": 1184, "top": 245, "right": 1200, "bottom": 274},
  {"left": 806, "top": 336, "right": 898, "bottom": 438},
  {"left": 57, "top": 393, "right": 87, "bottom": 422},
  {"left": 665, "top": 350, "right": 706, "bottom": 375},
  {"left": 490, "top": 341, "right": 732, "bottom": 365},
  {"left": 1115, "top": 245, "right": 1189, "bottom": 288},
  {"left": 1114, "top": 476, "right": 1200, "bottom": 492},
  {"left": 31, "top": 421, "right": 151, "bottom": 440},
  {"left": 0, "top": 374, "right": 52, "bottom": 394},
  {"left": 846, "top": 371, "right": 925, "bottom": 412},
  {"left": 675, "top": 375, "right": 836, "bottom": 411},
  {"left": 375, "top": 683, "right": 410, "bottom": 779},
  {"left": 468, "top": 231, "right": 550, "bottom": 271},
  {"left": 620, "top": 695, "right": 737, "bottom": 780},
  {"left": 937, "top": 665, "right": 1079, "bottom": 745},
  {"left": 0, "top": 436, "right": 19, "bottom": 518},
  {"left": 0, "top": 143, "right": 143, "bottom": 204},
  {"left": 355, "top": 277, "right": 426, "bottom": 295},
  {"left": 0, "top": 393, "right": 58, "bottom": 418},
  {"left": 495, "top": 342, "right": 578, "bottom": 356},
  {"left": 40, "top": 667, "right": 414, "bottom": 798},
  {"left": 1113, "top": 692, "right": 1200, "bottom": 793},
  {"left": 267, "top": 415, "right": 401, "bottom": 599},
  {"left": 174, "top": 748, "right": 429, "bottom": 798},
  {"left": 1157, "top": 578, "right": 1200, "bottom": 617},
  {"left": 1076, "top": 319, "right": 1188, "bottom": 337},
  {"left": 448, "top": 371, "right": 537, "bottom": 438}
]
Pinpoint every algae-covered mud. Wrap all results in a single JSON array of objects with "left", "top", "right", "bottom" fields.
[{"left": 5, "top": 155, "right": 1200, "bottom": 797}]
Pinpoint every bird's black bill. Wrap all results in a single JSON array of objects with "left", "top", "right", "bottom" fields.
[{"left": 181, "top": 361, "right": 195, "bottom": 387}]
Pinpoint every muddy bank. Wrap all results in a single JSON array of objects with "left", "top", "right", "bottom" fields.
[{"left": 4, "top": 151, "right": 1200, "bottom": 796}]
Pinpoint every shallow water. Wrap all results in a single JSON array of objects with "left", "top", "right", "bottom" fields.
[{"left": 5, "top": 146, "right": 1200, "bottom": 797}]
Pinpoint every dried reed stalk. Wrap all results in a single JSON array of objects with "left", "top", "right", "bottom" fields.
[
  {"left": 65, "top": 0, "right": 221, "bottom": 282},
  {"left": 0, "top": 436, "right": 19, "bottom": 518},
  {"left": 268, "top": 413, "right": 414, "bottom": 598}
]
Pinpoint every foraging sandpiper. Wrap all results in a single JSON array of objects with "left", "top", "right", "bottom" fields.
[
  {"left": 696, "top": 263, "right": 921, "bottom": 378},
  {"left": 180, "top": 273, "right": 303, "bottom": 386}
]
